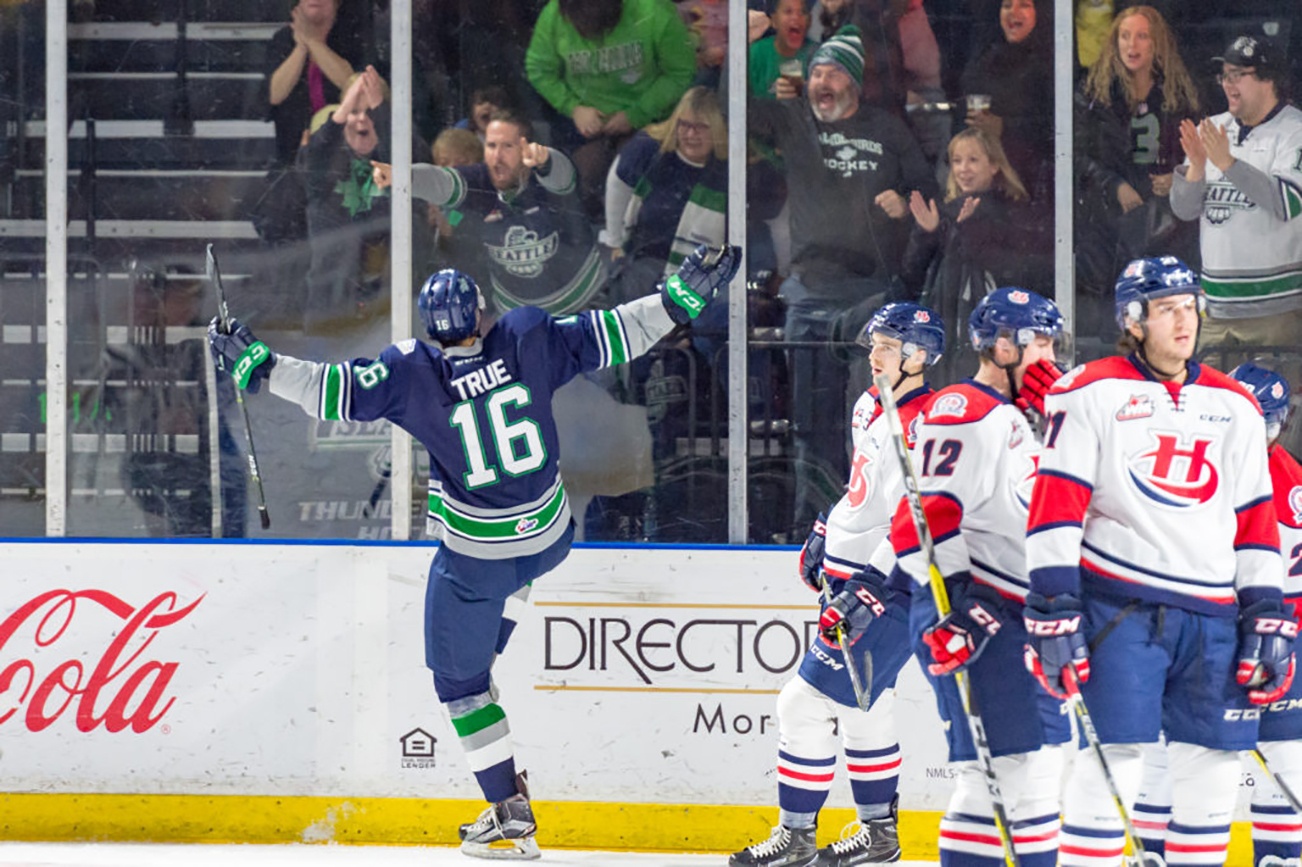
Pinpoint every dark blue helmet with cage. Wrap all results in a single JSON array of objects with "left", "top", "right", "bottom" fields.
[
  {"left": 1231, "top": 362, "right": 1292, "bottom": 431},
  {"left": 968, "top": 287, "right": 1064, "bottom": 353},
  {"left": 856, "top": 302, "right": 946, "bottom": 366},
  {"left": 418, "top": 269, "right": 484, "bottom": 343},
  {"left": 1113, "top": 256, "right": 1203, "bottom": 329}
]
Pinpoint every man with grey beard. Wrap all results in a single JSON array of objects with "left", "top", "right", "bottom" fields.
[{"left": 749, "top": 25, "right": 936, "bottom": 540}]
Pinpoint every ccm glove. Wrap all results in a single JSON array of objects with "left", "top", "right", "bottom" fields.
[
  {"left": 1237, "top": 598, "right": 1298, "bottom": 705},
  {"left": 819, "top": 567, "right": 890, "bottom": 644},
  {"left": 208, "top": 316, "right": 276, "bottom": 393},
  {"left": 659, "top": 244, "right": 741, "bottom": 325},
  {"left": 1022, "top": 592, "right": 1091, "bottom": 699},
  {"left": 922, "top": 582, "right": 1004, "bottom": 676},
  {"left": 798, "top": 514, "right": 828, "bottom": 592},
  {"left": 1015, "top": 359, "right": 1064, "bottom": 418}
]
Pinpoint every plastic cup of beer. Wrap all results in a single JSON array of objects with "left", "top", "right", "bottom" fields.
[
  {"left": 778, "top": 59, "right": 804, "bottom": 96},
  {"left": 966, "top": 93, "right": 992, "bottom": 113}
]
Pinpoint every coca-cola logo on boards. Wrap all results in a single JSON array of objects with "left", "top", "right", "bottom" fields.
[{"left": 0, "top": 589, "right": 202, "bottom": 734}]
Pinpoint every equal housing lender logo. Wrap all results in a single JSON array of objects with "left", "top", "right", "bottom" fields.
[{"left": 399, "top": 727, "right": 437, "bottom": 769}]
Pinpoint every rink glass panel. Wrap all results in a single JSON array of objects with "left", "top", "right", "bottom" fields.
[{"left": 7, "top": 1, "right": 1299, "bottom": 540}]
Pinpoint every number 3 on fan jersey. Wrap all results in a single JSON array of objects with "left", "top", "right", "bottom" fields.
[{"left": 449, "top": 383, "right": 546, "bottom": 488}]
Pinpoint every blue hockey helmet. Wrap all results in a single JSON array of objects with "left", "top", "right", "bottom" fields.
[
  {"left": 1231, "top": 362, "right": 1292, "bottom": 430},
  {"left": 418, "top": 269, "right": 484, "bottom": 343},
  {"left": 856, "top": 302, "right": 945, "bottom": 366},
  {"left": 968, "top": 287, "right": 1064, "bottom": 352},
  {"left": 1114, "top": 256, "right": 1203, "bottom": 329}
]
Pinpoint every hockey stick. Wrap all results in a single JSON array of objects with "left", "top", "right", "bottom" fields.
[
  {"left": 1063, "top": 670, "right": 1147, "bottom": 867},
  {"left": 874, "top": 373, "right": 1022, "bottom": 867},
  {"left": 1251, "top": 747, "right": 1302, "bottom": 815},
  {"left": 362, "top": 457, "right": 391, "bottom": 519},
  {"left": 206, "top": 244, "right": 271, "bottom": 530},
  {"left": 820, "top": 574, "right": 872, "bottom": 712}
]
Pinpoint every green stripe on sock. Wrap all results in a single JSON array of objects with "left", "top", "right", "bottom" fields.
[{"left": 452, "top": 703, "right": 506, "bottom": 738}]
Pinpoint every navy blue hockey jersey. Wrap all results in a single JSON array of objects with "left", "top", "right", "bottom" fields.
[{"left": 268, "top": 295, "right": 676, "bottom": 557}]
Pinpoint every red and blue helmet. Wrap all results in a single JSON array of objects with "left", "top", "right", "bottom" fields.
[
  {"left": 1114, "top": 256, "right": 1203, "bottom": 329},
  {"left": 857, "top": 302, "right": 945, "bottom": 366},
  {"left": 1231, "top": 362, "right": 1292, "bottom": 430},
  {"left": 418, "top": 269, "right": 484, "bottom": 343},
  {"left": 968, "top": 287, "right": 1064, "bottom": 352}
]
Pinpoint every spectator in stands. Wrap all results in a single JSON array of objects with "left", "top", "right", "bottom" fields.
[
  {"left": 525, "top": 0, "right": 697, "bottom": 219},
  {"left": 264, "top": 0, "right": 361, "bottom": 168},
  {"left": 98, "top": 263, "right": 246, "bottom": 538},
  {"left": 601, "top": 86, "right": 728, "bottom": 302},
  {"left": 302, "top": 66, "right": 423, "bottom": 330},
  {"left": 749, "top": 25, "right": 936, "bottom": 535},
  {"left": 454, "top": 85, "right": 512, "bottom": 143},
  {"left": 1170, "top": 32, "right": 1302, "bottom": 454},
  {"left": 903, "top": 127, "right": 1045, "bottom": 385},
  {"left": 372, "top": 109, "right": 605, "bottom": 316},
  {"left": 428, "top": 128, "right": 485, "bottom": 261},
  {"left": 808, "top": 0, "right": 850, "bottom": 43},
  {"left": 748, "top": 0, "right": 815, "bottom": 100},
  {"left": 960, "top": 0, "right": 1053, "bottom": 203},
  {"left": 676, "top": 0, "right": 729, "bottom": 88},
  {"left": 1073, "top": 5, "right": 1200, "bottom": 336}
]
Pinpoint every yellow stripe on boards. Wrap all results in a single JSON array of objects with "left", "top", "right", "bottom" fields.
[{"left": 0, "top": 795, "right": 1255, "bottom": 861}]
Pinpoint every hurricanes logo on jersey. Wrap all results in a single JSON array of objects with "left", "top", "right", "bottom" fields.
[
  {"left": 1127, "top": 431, "right": 1220, "bottom": 507},
  {"left": 930, "top": 393, "right": 968, "bottom": 419},
  {"left": 1116, "top": 394, "right": 1155, "bottom": 421},
  {"left": 846, "top": 449, "right": 875, "bottom": 508}
]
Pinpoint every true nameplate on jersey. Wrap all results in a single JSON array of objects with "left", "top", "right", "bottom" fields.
[{"left": 450, "top": 359, "right": 514, "bottom": 400}]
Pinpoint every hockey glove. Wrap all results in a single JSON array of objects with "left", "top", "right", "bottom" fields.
[
  {"left": 208, "top": 316, "right": 276, "bottom": 393},
  {"left": 1022, "top": 592, "right": 1091, "bottom": 700},
  {"left": 1237, "top": 598, "right": 1298, "bottom": 705},
  {"left": 1015, "top": 359, "right": 1064, "bottom": 418},
  {"left": 820, "top": 567, "right": 890, "bottom": 644},
  {"left": 922, "top": 582, "right": 1004, "bottom": 676},
  {"left": 798, "top": 514, "right": 828, "bottom": 592},
  {"left": 659, "top": 244, "right": 741, "bottom": 325}
]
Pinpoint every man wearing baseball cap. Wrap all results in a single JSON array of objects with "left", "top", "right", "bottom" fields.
[{"left": 1169, "top": 31, "right": 1302, "bottom": 453}]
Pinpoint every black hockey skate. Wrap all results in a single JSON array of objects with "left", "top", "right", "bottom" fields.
[
  {"left": 729, "top": 825, "right": 818, "bottom": 867},
  {"left": 458, "top": 772, "right": 539, "bottom": 860},
  {"left": 812, "top": 797, "right": 901, "bottom": 866}
]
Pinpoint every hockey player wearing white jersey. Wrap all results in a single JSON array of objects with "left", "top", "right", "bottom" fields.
[
  {"left": 1133, "top": 362, "right": 1302, "bottom": 867},
  {"left": 889, "top": 287, "right": 1071, "bottom": 867},
  {"left": 208, "top": 245, "right": 740, "bottom": 860},
  {"left": 1025, "top": 256, "right": 1291, "bottom": 867},
  {"left": 730, "top": 303, "right": 945, "bottom": 867}
]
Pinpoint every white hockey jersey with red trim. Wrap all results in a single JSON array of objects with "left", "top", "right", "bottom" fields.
[
  {"left": 822, "top": 384, "right": 932, "bottom": 580},
  {"left": 890, "top": 380, "right": 1040, "bottom": 603},
  {"left": 1026, "top": 355, "right": 1281, "bottom": 615},
  {"left": 1272, "top": 444, "right": 1302, "bottom": 612}
]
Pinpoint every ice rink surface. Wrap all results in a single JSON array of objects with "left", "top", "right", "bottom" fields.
[{"left": 0, "top": 843, "right": 940, "bottom": 866}]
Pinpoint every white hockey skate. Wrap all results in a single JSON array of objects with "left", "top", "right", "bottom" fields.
[{"left": 458, "top": 772, "right": 540, "bottom": 860}]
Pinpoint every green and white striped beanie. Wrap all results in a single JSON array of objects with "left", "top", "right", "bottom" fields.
[{"left": 809, "top": 25, "right": 865, "bottom": 88}]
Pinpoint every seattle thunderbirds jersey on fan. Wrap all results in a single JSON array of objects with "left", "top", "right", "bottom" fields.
[
  {"left": 822, "top": 384, "right": 932, "bottom": 581},
  {"left": 1272, "top": 444, "right": 1302, "bottom": 613},
  {"left": 1171, "top": 103, "right": 1302, "bottom": 318},
  {"left": 1026, "top": 355, "right": 1282, "bottom": 614},
  {"left": 890, "top": 381, "right": 1041, "bottom": 602},
  {"left": 267, "top": 295, "right": 675, "bottom": 557},
  {"left": 412, "top": 154, "right": 604, "bottom": 314}
]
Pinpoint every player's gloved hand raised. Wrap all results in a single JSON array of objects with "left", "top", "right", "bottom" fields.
[
  {"left": 1237, "top": 598, "right": 1298, "bottom": 705},
  {"left": 659, "top": 244, "right": 741, "bottom": 325},
  {"left": 1015, "top": 359, "right": 1065, "bottom": 418},
  {"left": 922, "top": 582, "right": 1004, "bottom": 676},
  {"left": 1022, "top": 592, "right": 1091, "bottom": 699},
  {"left": 820, "top": 567, "right": 890, "bottom": 644},
  {"left": 798, "top": 514, "right": 828, "bottom": 592},
  {"left": 208, "top": 316, "right": 276, "bottom": 393}
]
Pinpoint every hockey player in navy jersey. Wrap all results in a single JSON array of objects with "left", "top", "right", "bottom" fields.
[
  {"left": 1025, "top": 256, "right": 1291, "bottom": 867},
  {"left": 208, "top": 244, "right": 740, "bottom": 860},
  {"left": 730, "top": 302, "right": 944, "bottom": 867},
  {"left": 1132, "top": 362, "right": 1302, "bottom": 867},
  {"left": 890, "top": 287, "right": 1072, "bottom": 867}
]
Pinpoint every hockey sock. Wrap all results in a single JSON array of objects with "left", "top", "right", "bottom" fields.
[
  {"left": 1165, "top": 821, "right": 1230, "bottom": 866},
  {"left": 447, "top": 693, "right": 517, "bottom": 803},
  {"left": 938, "top": 812, "right": 1012, "bottom": 867},
  {"left": 1252, "top": 804, "right": 1302, "bottom": 867},
  {"left": 848, "top": 744, "right": 901, "bottom": 820},
  {"left": 777, "top": 748, "right": 834, "bottom": 820},
  {"left": 1132, "top": 801, "right": 1169, "bottom": 861}
]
